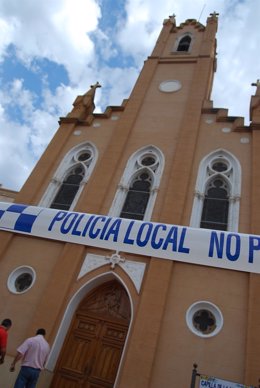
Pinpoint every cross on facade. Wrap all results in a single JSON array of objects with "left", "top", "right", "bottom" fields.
[
  {"left": 105, "top": 251, "right": 125, "bottom": 269},
  {"left": 210, "top": 11, "right": 219, "bottom": 18}
]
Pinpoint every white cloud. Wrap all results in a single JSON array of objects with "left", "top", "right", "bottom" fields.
[
  {"left": 0, "top": 0, "right": 101, "bottom": 83},
  {"left": 95, "top": 65, "right": 140, "bottom": 111},
  {"left": 0, "top": 104, "right": 33, "bottom": 189},
  {"left": 212, "top": 0, "right": 260, "bottom": 121}
]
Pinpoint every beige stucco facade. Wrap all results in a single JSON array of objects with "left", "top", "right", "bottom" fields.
[{"left": 1, "top": 14, "right": 260, "bottom": 388}]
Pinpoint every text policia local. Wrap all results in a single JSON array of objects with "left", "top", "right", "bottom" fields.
[{"left": 47, "top": 211, "right": 260, "bottom": 264}]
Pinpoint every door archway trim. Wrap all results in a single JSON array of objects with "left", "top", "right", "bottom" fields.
[
  {"left": 46, "top": 271, "right": 133, "bottom": 378},
  {"left": 78, "top": 253, "right": 146, "bottom": 293}
]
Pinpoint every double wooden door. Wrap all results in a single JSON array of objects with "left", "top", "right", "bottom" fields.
[{"left": 51, "top": 281, "right": 130, "bottom": 388}]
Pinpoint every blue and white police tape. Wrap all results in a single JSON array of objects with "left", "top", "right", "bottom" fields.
[{"left": 0, "top": 202, "right": 260, "bottom": 274}]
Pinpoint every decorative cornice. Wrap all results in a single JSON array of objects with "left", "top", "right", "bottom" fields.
[
  {"left": 58, "top": 117, "right": 80, "bottom": 125},
  {"left": 175, "top": 19, "right": 205, "bottom": 32},
  {"left": 201, "top": 106, "right": 250, "bottom": 131},
  {"left": 249, "top": 123, "right": 260, "bottom": 131}
]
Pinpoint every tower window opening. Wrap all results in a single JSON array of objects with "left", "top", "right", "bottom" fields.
[{"left": 177, "top": 35, "right": 191, "bottom": 52}]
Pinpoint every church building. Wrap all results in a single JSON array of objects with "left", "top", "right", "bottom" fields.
[{"left": 1, "top": 13, "right": 260, "bottom": 388}]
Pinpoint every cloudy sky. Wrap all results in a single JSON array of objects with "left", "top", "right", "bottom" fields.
[{"left": 0, "top": 0, "right": 259, "bottom": 191}]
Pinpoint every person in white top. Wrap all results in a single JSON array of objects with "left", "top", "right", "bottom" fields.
[{"left": 10, "top": 328, "right": 50, "bottom": 388}]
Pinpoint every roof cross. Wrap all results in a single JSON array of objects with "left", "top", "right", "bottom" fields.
[
  {"left": 210, "top": 11, "right": 219, "bottom": 18},
  {"left": 251, "top": 79, "right": 260, "bottom": 87},
  {"left": 168, "top": 14, "right": 176, "bottom": 23}
]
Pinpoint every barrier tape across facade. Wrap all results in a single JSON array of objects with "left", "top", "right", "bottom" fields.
[{"left": 0, "top": 202, "right": 260, "bottom": 274}]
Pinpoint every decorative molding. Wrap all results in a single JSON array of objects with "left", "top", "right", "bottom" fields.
[
  {"left": 50, "top": 178, "right": 60, "bottom": 184},
  {"left": 78, "top": 254, "right": 105, "bottom": 277},
  {"left": 151, "top": 186, "right": 159, "bottom": 193},
  {"left": 120, "top": 260, "right": 146, "bottom": 293},
  {"left": 118, "top": 184, "right": 128, "bottom": 191},
  {"left": 105, "top": 252, "right": 125, "bottom": 269},
  {"left": 229, "top": 195, "right": 241, "bottom": 203},
  {"left": 194, "top": 190, "right": 204, "bottom": 199},
  {"left": 78, "top": 253, "right": 146, "bottom": 294}
]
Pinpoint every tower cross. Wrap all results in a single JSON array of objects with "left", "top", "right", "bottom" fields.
[
  {"left": 251, "top": 79, "right": 260, "bottom": 87},
  {"left": 210, "top": 11, "right": 219, "bottom": 17}
]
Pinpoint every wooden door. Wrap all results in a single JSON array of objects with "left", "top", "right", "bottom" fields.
[{"left": 50, "top": 281, "right": 130, "bottom": 388}]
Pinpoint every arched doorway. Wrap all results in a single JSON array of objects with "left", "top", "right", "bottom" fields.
[{"left": 50, "top": 280, "right": 131, "bottom": 388}]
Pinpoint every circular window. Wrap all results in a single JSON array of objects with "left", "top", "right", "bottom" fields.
[
  {"left": 77, "top": 151, "right": 92, "bottom": 162},
  {"left": 141, "top": 156, "right": 156, "bottom": 166},
  {"left": 212, "top": 161, "right": 228, "bottom": 172},
  {"left": 8, "top": 266, "right": 36, "bottom": 294},
  {"left": 209, "top": 158, "right": 230, "bottom": 174},
  {"left": 186, "top": 301, "right": 223, "bottom": 338},
  {"left": 159, "top": 80, "right": 182, "bottom": 93}
]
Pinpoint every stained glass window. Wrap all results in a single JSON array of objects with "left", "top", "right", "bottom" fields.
[
  {"left": 15, "top": 273, "right": 33, "bottom": 293},
  {"left": 120, "top": 172, "right": 151, "bottom": 220},
  {"left": 193, "top": 309, "right": 216, "bottom": 334},
  {"left": 50, "top": 165, "right": 85, "bottom": 210},
  {"left": 200, "top": 178, "right": 229, "bottom": 231}
]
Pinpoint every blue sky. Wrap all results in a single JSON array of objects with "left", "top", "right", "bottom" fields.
[{"left": 0, "top": 0, "right": 259, "bottom": 191}]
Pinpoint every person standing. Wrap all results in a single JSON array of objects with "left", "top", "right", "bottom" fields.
[
  {"left": 0, "top": 318, "right": 12, "bottom": 364},
  {"left": 10, "top": 328, "right": 50, "bottom": 388}
]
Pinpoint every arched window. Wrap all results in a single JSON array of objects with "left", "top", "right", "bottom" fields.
[
  {"left": 50, "top": 165, "right": 85, "bottom": 210},
  {"left": 177, "top": 35, "right": 191, "bottom": 52},
  {"left": 39, "top": 142, "right": 98, "bottom": 210},
  {"left": 120, "top": 170, "right": 152, "bottom": 220},
  {"left": 200, "top": 177, "right": 229, "bottom": 231},
  {"left": 109, "top": 146, "right": 164, "bottom": 221},
  {"left": 190, "top": 150, "right": 241, "bottom": 232}
]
